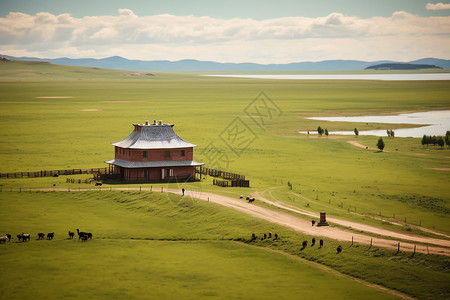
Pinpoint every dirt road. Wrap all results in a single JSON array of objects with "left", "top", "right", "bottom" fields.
[
  {"left": 30, "top": 187, "right": 450, "bottom": 255},
  {"left": 168, "top": 189, "right": 450, "bottom": 256}
]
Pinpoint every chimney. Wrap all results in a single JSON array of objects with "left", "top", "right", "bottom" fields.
[
  {"left": 153, "top": 120, "right": 157, "bottom": 125},
  {"left": 145, "top": 120, "right": 149, "bottom": 125},
  {"left": 159, "top": 120, "right": 162, "bottom": 125}
]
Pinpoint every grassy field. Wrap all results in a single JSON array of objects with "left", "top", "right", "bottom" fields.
[
  {"left": 0, "top": 60, "right": 449, "bottom": 299},
  {"left": 1, "top": 61, "right": 449, "bottom": 232},
  {"left": 1, "top": 191, "right": 449, "bottom": 299}
]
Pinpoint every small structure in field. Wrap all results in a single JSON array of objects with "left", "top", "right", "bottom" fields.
[
  {"left": 105, "top": 120, "right": 203, "bottom": 181},
  {"left": 317, "top": 212, "right": 329, "bottom": 226}
]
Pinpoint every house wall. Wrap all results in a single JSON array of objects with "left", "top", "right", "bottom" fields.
[
  {"left": 121, "top": 166, "right": 195, "bottom": 181},
  {"left": 115, "top": 147, "right": 193, "bottom": 161}
]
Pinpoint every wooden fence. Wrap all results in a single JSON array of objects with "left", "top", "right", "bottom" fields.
[
  {"left": 0, "top": 168, "right": 108, "bottom": 179},
  {"left": 1, "top": 166, "right": 249, "bottom": 187},
  {"left": 212, "top": 179, "right": 250, "bottom": 188},
  {"left": 197, "top": 167, "right": 245, "bottom": 180}
]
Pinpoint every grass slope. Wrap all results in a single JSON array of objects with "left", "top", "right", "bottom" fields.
[
  {"left": 0, "top": 191, "right": 401, "bottom": 300},
  {"left": 1, "top": 191, "right": 449, "bottom": 299}
]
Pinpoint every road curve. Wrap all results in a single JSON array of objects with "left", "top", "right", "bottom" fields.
[{"left": 168, "top": 189, "right": 450, "bottom": 256}]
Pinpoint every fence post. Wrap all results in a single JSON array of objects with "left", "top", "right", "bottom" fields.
[{"left": 411, "top": 245, "right": 416, "bottom": 258}]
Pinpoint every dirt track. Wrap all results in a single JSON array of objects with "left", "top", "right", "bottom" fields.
[
  {"left": 347, "top": 140, "right": 375, "bottom": 150},
  {"left": 31, "top": 187, "right": 450, "bottom": 256},
  {"left": 168, "top": 189, "right": 450, "bottom": 256}
]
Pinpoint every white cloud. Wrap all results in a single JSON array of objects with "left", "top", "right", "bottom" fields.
[
  {"left": 0, "top": 9, "right": 449, "bottom": 62},
  {"left": 118, "top": 8, "right": 137, "bottom": 17},
  {"left": 426, "top": 3, "right": 450, "bottom": 10}
]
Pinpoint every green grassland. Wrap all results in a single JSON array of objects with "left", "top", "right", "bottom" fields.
[
  {"left": 1, "top": 191, "right": 449, "bottom": 299},
  {"left": 0, "top": 60, "right": 449, "bottom": 299},
  {"left": 0, "top": 60, "right": 448, "bottom": 233}
]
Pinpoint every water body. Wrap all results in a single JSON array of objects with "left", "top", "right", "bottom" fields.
[
  {"left": 205, "top": 74, "right": 450, "bottom": 81},
  {"left": 301, "top": 111, "right": 450, "bottom": 138}
]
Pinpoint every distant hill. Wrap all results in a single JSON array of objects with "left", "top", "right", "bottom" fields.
[
  {"left": 1, "top": 54, "right": 449, "bottom": 71},
  {"left": 366, "top": 63, "right": 442, "bottom": 70}
]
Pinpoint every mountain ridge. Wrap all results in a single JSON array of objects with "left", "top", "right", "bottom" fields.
[{"left": 1, "top": 54, "right": 449, "bottom": 71}]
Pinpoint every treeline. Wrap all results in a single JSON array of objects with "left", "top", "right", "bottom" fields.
[
  {"left": 316, "top": 126, "right": 394, "bottom": 137},
  {"left": 421, "top": 131, "right": 450, "bottom": 148},
  {"left": 317, "top": 126, "right": 328, "bottom": 136}
]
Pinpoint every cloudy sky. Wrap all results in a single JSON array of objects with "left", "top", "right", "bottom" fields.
[{"left": 1, "top": 0, "right": 449, "bottom": 63}]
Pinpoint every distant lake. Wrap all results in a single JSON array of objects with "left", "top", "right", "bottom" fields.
[
  {"left": 205, "top": 74, "right": 450, "bottom": 81},
  {"left": 300, "top": 111, "right": 450, "bottom": 138}
]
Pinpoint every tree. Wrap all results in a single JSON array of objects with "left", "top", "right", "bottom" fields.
[
  {"left": 325, "top": 129, "right": 329, "bottom": 137},
  {"left": 445, "top": 131, "right": 450, "bottom": 147},
  {"left": 317, "top": 126, "right": 324, "bottom": 136},
  {"left": 438, "top": 136, "right": 445, "bottom": 148},
  {"left": 354, "top": 128, "right": 359, "bottom": 137},
  {"left": 431, "top": 135, "right": 437, "bottom": 146},
  {"left": 421, "top": 135, "right": 427, "bottom": 147},
  {"left": 377, "top": 137, "right": 385, "bottom": 151},
  {"left": 387, "top": 129, "right": 391, "bottom": 137}
]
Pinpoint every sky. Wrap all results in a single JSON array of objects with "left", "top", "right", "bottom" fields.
[{"left": 0, "top": 0, "right": 449, "bottom": 63}]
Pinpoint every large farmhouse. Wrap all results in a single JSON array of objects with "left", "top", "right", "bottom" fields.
[{"left": 105, "top": 120, "right": 203, "bottom": 181}]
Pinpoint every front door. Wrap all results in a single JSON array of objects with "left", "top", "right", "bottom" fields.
[{"left": 119, "top": 167, "right": 124, "bottom": 180}]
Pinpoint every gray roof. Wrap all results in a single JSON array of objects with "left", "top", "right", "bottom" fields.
[
  {"left": 112, "top": 123, "right": 197, "bottom": 149},
  {"left": 105, "top": 158, "right": 204, "bottom": 168}
]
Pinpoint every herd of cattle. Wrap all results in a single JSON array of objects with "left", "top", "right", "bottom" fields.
[
  {"left": 241, "top": 195, "right": 256, "bottom": 203},
  {"left": 251, "top": 233, "right": 343, "bottom": 254},
  {"left": 0, "top": 229, "right": 92, "bottom": 243},
  {"left": 2, "top": 230, "right": 344, "bottom": 253}
]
